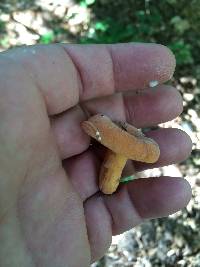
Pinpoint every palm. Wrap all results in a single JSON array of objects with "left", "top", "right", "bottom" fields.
[{"left": 0, "top": 43, "right": 192, "bottom": 267}]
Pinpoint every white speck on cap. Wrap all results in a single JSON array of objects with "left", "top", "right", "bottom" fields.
[
  {"left": 149, "top": 80, "right": 159, "bottom": 88},
  {"left": 96, "top": 131, "right": 101, "bottom": 141},
  {"left": 96, "top": 131, "right": 100, "bottom": 136}
]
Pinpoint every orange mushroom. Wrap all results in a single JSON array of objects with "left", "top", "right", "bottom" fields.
[{"left": 82, "top": 114, "right": 160, "bottom": 194}]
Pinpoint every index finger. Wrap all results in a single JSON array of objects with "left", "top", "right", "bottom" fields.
[{"left": 2, "top": 43, "right": 175, "bottom": 115}]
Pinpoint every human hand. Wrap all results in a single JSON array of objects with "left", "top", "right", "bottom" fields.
[{"left": 0, "top": 43, "right": 192, "bottom": 267}]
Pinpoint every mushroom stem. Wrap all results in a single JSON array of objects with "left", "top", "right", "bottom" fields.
[
  {"left": 99, "top": 149, "right": 127, "bottom": 194},
  {"left": 81, "top": 114, "right": 160, "bottom": 194}
]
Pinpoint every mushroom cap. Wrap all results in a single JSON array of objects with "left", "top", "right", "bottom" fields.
[{"left": 82, "top": 114, "right": 160, "bottom": 163}]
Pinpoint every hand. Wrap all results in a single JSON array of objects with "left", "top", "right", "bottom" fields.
[{"left": 0, "top": 43, "right": 192, "bottom": 267}]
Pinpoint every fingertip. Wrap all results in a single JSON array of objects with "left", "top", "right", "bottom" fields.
[
  {"left": 162, "top": 85, "right": 183, "bottom": 116},
  {"left": 128, "top": 176, "right": 192, "bottom": 219},
  {"left": 144, "top": 128, "right": 193, "bottom": 166},
  {"left": 158, "top": 44, "right": 176, "bottom": 66},
  {"left": 178, "top": 129, "right": 193, "bottom": 157},
  {"left": 152, "top": 44, "right": 176, "bottom": 85},
  {"left": 109, "top": 43, "right": 177, "bottom": 91},
  {"left": 177, "top": 177, "right": 192, "bottom": 207},
  {"left": 156, "top": 176, "right": 192, "bottom": 213}
]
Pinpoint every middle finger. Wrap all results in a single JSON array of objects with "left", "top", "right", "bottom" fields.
[{"left": 52, "top": 85, "right": 183, "bottom": 159}]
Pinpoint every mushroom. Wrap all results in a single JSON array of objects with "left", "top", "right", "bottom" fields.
[{"left": 81, "top": 114, "right": 160, "bottom": 194}]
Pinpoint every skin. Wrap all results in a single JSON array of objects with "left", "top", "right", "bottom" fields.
[{"left": 0, "top": 43, "right": 192, "bottom": 267}]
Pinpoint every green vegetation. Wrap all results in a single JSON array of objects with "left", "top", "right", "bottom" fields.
[
  {"left": 39, "top": 31, "right": 55, "bottom": 44},
  {"left": 75, "top": 0, "right": 199, "bottom": 79},
  {"left": 0, "top": 20, "right": 6, "bottom": 33}
]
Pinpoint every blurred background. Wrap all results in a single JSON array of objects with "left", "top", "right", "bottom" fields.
[{"left": 0, "top": 0, "right": 199, "bottom": 266}]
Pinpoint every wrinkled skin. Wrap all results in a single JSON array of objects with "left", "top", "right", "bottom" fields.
[{"left": 0, "top": 43, "right": 192, "bottom": 267}]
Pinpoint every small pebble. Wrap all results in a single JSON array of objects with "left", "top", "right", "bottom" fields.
[
  {"left": 183, "top": 93, "right": 194, "bottom": 101},
  {"left": 149, "top": 80, "right": 159, "bottom": 88},
  {"left": 195, "top": 178, "right": 200, "bottom": 187}
]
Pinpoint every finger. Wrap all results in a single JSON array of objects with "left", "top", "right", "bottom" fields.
[
  {"left": 134, "top": 128, "right": 192, "bottom": 172},
  {"left": 62, "top": 150, "right": 100, "bottom": 201},
  {"left": 3, "top": 43, "right": 175, "bottom": 115},
  {"left": 83, "top": 85, "right": 183, "bottom": 128},
  {"left": 52, "top": 86, "right": 182, "bottom": 158},
  {"left": 62, "top": 128, "right": 191, "bottom": 201},
  {"left": 94, "top": 128, "right": 192, "bottom": 176},
  {"left": 51, "top": 105, "right": 90, "bottom": 158},
  {"left": 84, "top": 177, "right": 191, "bottom": 261}
]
